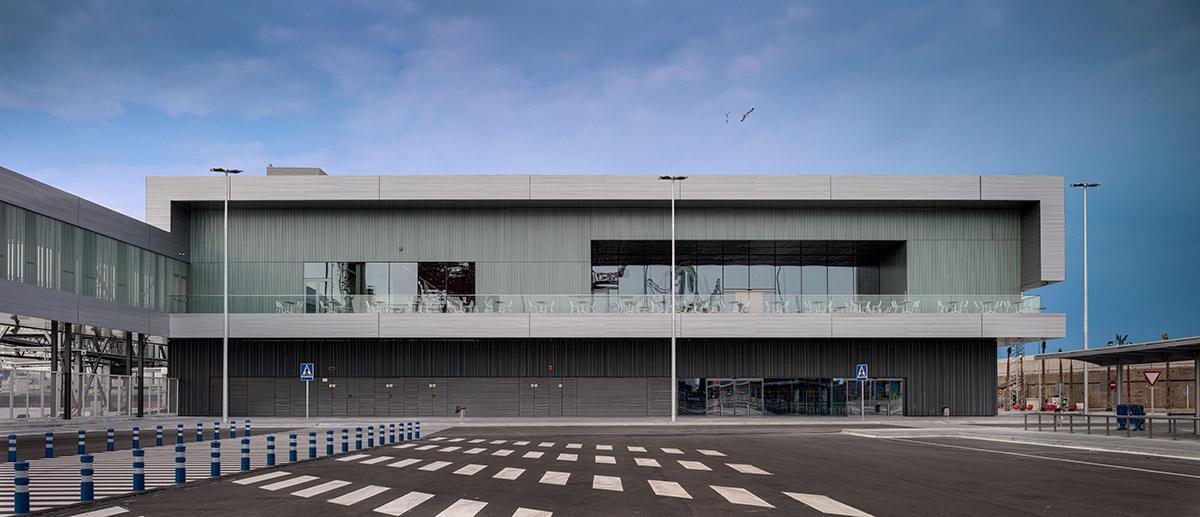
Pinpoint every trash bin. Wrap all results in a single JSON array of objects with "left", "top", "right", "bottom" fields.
[
  {"left": 1130, "top": 404, "right": 1145, "bottom": 431},
  {"left": 941, "top": 406, "right": 950, "bottom": 418},
  {"left": 1115, "top": 404, "right": 1128, "bottom": 430}
]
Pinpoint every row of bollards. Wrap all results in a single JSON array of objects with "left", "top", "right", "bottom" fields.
[
  {"left": 15, "top": 420, "right": 255, "bottom": 460},
  {"left": 9, "top": 420, "right": 419, "bottom": 515}
]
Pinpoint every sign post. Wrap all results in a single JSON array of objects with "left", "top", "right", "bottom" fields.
[
  {"left": 300, "top": 363, "right": 314, "bottom": 420},
  {"left": 1144, "top": 371, "right": 1160, "bottom": 415},
  {"left": 856, "top": 364, "right": 868, "bottom": 420}
]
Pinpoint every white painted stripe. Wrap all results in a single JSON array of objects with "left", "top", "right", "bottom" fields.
[
  {"left": 434, "top": 499, "right": 488, "bottom": 517},
  {"left": 393, "top": 444, "right": 418, "bottom": 449},
  {"left": 464, "top": 448, "right": 487, "bottom": 454},
  {"left": 447, "top": 438, "right": 466, "bottom": 443},
  {"left": 439, "top": 446, "right": 462, "bottom": 452},
  {"left": 565, "top": 443, "right": 582, "bottom": 449},
  {"left": 784, "top": 493, "right": 873, "bottom": 517},
  {"left": 490, "top": 440, "right": 507, "bottom": 444},
  {"left": 678, "top": 460, "right": 710, "bottom": 471},
  {"left": 492, "top": 449, "right": 514, "bottom": 457},
  {"left": 387, "top": 458, "right": 421, "bottom": 468},
  {"left": 697, "top": 449, "right": 725, "bottom": 457},
  {"left": 261, "top": 475, "right": 320, "bottom": 491},
  {"left": 522, "top": 451, "right": 544, "bottom": 459},
  {"left": 328, "top": 485, "right": 390, "bottom": 506},
  {"left": 556, "top": 453, "right": 577, "bottom": 462},
  {"left": 468, "top": 439, "right": 485, "bottom": 444},
  {"left": 361, "top": 456, "right": 392, "bottom": 464},
  {"left": 538, "top": 442, "right": 555, "bottom": 447},
  {"left": 233, "top": 471, "right": 291, "bottom": 485},
  {"left": 627, "top": 446, "right": 646, "bottom": 452},
  {"left": 373, "top": 491, "right": 435, "bottom": 516},
  {"left": 661, "top": 448, "right": 684, "bottom": 455},
  {"left": 512, "top": 508, "right": 552, "bottom": 517},
  {"left": 337, "top": 454, "right": 372, "bottom": 462},
  {"left": 453, "top": 464, "right": 487, "bottom": 476},
  {"left": 70, "top": 507, "right": 129, "bottom": 517},
  {"left": 726, "top": 463, "right": 771, "bottom": 475},
  {"left": 710, "top": 486, "right": 774, "bottom": 508},
  {"left": 415, "top": 445, "right": 438, "bottom": 451},
  {"left": 595, "top": 455, "right": 616, "bottom": 464},
  {"left": 539, "top": 471, "right": 570, "bottom": 486},
  {"left": 292, "top": 480, "right": 352, "bottom": 498},
  {"left": 493, "top": 467, "right": 525, "bottom": 480},
  {"left": 592, "top": 475, "right": 623, "bottom": 492},
  {"left": 648, "top": 480, "right": 692, "bottom": 499},
  {"left": 634, "top": 458, "right": 660, "bottom": 467},
  {"left": 430, "top": 437, "right": 447, "bottom": 441},
  {"left": 595, "top": 445, "right": 612, "bottom": 451},
  {"left": 513, "top": 441, "right": 530, "bottom": 446},
  {"left": 418, "top": 461, "right": 452, "bottom": 471}
]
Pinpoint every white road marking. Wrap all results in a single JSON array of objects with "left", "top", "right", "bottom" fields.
[
  {"left": 71, "top": 507, "right": 129, "bottom": 517},
  {"left": 890, "top": 438, "right": 1200, "bottom": 481},
  {"left": 784, "top": 492, "right": 873, "bottom": 517},
  {"left": 596, "top": 445, "right": 612, "bottom": 451},
  {"left": 387, "top": 458, "right": 421, "bottom": 468},
  {"left": 661, "top": 447, "right": 684, "bottom": 455},
  {"left": 635, "top": 458, "right": 661, "bottom": 467},
  {"left": 394, "top": 444, "right": 418, "bottom": 449},
  {"left": 361, "top": 456, "right": 392, "bottom": 464},
  {"left": 648, "top": 480, "right": 692, "bottom": 499},
  {"left": 490, "top": 440, "right": 507, "bottom": 444},
  {"left": 494, "top": 467, "right": 525, "bottom": 480},
  {"left": 454, "top": 464, "right": 487, "bottom": 476},
  {"left": 492, "top": 449, "right": 514, "bottom": 456},
  {"left": 448, "top": 438, "right": 466, "bottom": 443},
  {"left": 697, "top": 449, "right": 726, "bottom": 457},
  {"left": 439, "top": 446, "right": 462, "bottom": 452},
  {"left": 415, "top": 445, "right": 438, "bottom": 451},
  {"left": 710, "top": 486, "right": 774, "bottom": 508},
  {"left": 595, "top": 455, "right": 616, "bottom": 464},
  {"left": 512, "top": 508, "right": 552, "bottom": 517},
  {"left": 538, "top": 442, "right": 555, "bottom": 447},
  {"left": 464, "top": 448, "right": 487, "bottom": 454},
  {"left": 336, "top": 454, "right": 371, "bottom": 462},
  {"left": 373, "top": 491, "right": 435, "bottom": 515},
  {"left": 418, "top": 461, "right": 452, "bottom": 471},
  {"left": 678, "top": 460, "right": 710, "bottom": 471},
  {"left": 565, "top": 443, "right": 582, "bottom": 449},
  {"left": 292, "top": 480, "right": 352, "bottom": 498},
  {"left": 430, "top": 437, "right": 447, "bottom": 441},
  {"left": 556, "top": 453, "right": 578, "bottom": 462},
  {"left": 513, "top": 441, "right": 531, "bottom": 446},
  {"left": 523, "top": 451, "right": 544, "bottom": 459},
  {"left": 329, "top": 485, "right": 390, "bottom": 506},
  {"left": 726, "top": 463, "right": 772, "bottom": 475},
  {"left": 233, "top": 471, "right": 291, "bottom": 485},
  {"left": 627, "top": 446, "right": 646, "bottom": 452},
  {"left": 261, "top": 475, "right": 319, "bottom": 491},
  {"left": 434, "top": 499, "right": 488, "bottom": 517},
  {"left": 539, "top": 471, "right": 570, "bottom": 485},
  {"left": 468, "top": 439, "right": 485, "bottom": 443},
  {"left": 592, "top": 475, "right": 623, "bottom": 492}
]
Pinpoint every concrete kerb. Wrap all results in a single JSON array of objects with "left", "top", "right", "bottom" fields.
[{"left": 841, "top": 428, "right": 1200, "bottom": 461}]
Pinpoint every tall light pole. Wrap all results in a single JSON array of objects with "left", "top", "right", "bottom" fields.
[
  {"left": 659, "top": 175, "right": 687, "bottom": 423},
  {"left": 1070, "top": 182, "right": 1099, "bottom": 414},
  {"left": 211, "top": 167, "right": 242, "bottom": 423}
]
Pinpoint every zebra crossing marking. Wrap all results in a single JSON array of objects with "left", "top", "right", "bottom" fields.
[
  {"left": 784, "top": 493, "right": 874, "bottom": 517},
  {"left": 492, "top": 449, "right": 514, "bottom": 456},
  {"left": 513, "top": 441, "right": 530, "bottom": 446},
  {"left": 335, "top": 453, "right": 371, "bottom": 462},
  {"left": 260, "top": 475, "right": 319, "bottom": 491},
  {"left": 468, "top": 439, "right": 485, "bottom": 444},
  {"left": 595, "top": 455, "right": 616, "bottom": 464},
  {"left": 522, "top": 451, "right": 544, "bottom": 459},
  {"left": 556, "top": 453, "right": 577, "bottom": 462},
  {"left": 415, "top": 445, "right": 438, "bottom": 451},
  {"left": 678, "top": 460, "right": 710, "bottom": 471},
  {"left": 711, "top": 486, "right": 774, "bottom": 508},
  {"left": 69, "top": 507, "right": 129, "bottom": 517},
  {"left": 592, "top": 475, "right": 623, "bottom": 492},
  {"left": 464, "top": 448, "right": 487, "bottom": 454},
  {"left": 490, "top": 440, "right": 507, "bottom": 445},
  {"left": 648, "top": 480, "right": 692, "bottom": 499},
  {"left": 438, "top": 446, "right": 462, "bottom": 452},
  {"left": 537, "top": 442, "right": 555, "bottom": 447},
  {"left": 292, "top": 480, "right": 352, "bottom": 498},
  {"left": 726, "top": 463, "right": 771, "bottom": 475},
  {"left": 565, "top": 443, "right": 582, "bottom": 449},
  {"left": 435, "top": 498, "right": 487, "bottom": 517},
  {"left": 453, "top": 464, "right": 487, "bottom": 476},
  {"left": 627, "top": 446, "right": 646, "bottom": 452},
  {"left": 418, "top": 461, "right": 452, "bottom": 471},
  {"left": 595, "top": 445, "right": 612, "bottom": 451},
  {"left": 512, "top": 508, "right": 552, "bottom": 517},
  {"left": 634, "top": 458, "right": 660, "bottom": 467},
  {"left": 493, "top": 467, "right": 525, "bottom": 480},
  {"left": 361, "top": 456, "right": 392, "bottom": 464},
  {"left": 387, "top": 458, "right": 421, "bottom": 468},
  {"left": 447, "top": 438, "right": 466, "bottom": 443},
  {"left": 393, "top": 444, "right": 418, "bottom": 449},
  {"left": 328, "top": 485, "right": 389, "bottom": 506},
  {"left": 234, "top": 471, "right": 292, "bottom": 485},
  {"left": 661, "top": 448, "right": 684, "bottom": 455},
  {"left": 697, "top": 449, "right": 725, "bottom": 457},
  {"left": 539, "top": 471, "right": 569, "bottom": 486},
  {"left": 373, "top": 490, "right": 434, "bottom": 516}
]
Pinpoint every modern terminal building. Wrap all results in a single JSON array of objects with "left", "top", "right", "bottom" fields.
[{"left": 0, "top": 165, "right": 1068, "bottom": 419}]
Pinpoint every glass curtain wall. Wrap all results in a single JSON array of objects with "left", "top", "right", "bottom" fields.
[
  {"left": 302, "top": 261, "right": 472, "bottom": 313},
  {"left": 681, "top": 377, "right": 898, "bottom": 416}
]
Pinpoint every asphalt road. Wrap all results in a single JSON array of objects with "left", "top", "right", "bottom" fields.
[{"left": 44, "top": 424, "right": 1200, "bottom": 516}]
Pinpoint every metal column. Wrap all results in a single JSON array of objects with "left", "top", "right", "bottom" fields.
[
  {"left": 137, "top": 334, "right": 146, "bottom": 418},
  {"left": 62, "top": 322, "right": 72, "bottom": 420}
]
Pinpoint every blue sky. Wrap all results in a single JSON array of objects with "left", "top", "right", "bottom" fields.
[{"left": 1, "top": 1, "right": 1198, "bottom": 354}]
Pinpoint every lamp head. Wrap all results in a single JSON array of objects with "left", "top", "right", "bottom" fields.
[
  {"left": 658, "top": 175, "right": 688, "bottom": 181},
  {"left": 1069, "top": 182, "right": 1099, "bottom": 188},
  {"left": 210, "top": 168, "right": 243, "bottom": 174}
]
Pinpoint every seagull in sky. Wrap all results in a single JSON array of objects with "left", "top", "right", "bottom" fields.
[{"left": 740, "top": 107, "right": 754, "bottom": 122}]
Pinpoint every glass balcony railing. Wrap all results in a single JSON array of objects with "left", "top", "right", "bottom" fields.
[{"left": 171, "top": 294, "right": 1042, "bottom": 315}]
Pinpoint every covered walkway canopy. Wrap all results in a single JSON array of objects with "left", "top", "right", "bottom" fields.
[{"left": 1036, "top": 336, "right": 1200, "bottom": 416}]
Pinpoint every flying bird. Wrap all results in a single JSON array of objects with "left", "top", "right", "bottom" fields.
[
  {"left": 740, "top": 108, "right": 754, "bottom": 122},
  {"left": 725, "top": 112, "right": 731, "bottom": 123}
]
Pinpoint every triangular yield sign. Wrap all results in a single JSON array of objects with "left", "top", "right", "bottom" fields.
[{"left": 1144, "top": 370, "right": 1161, "bottom": 386}]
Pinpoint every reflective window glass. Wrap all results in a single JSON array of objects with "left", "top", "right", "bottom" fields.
[
  {"left": 775, "top": 265, "right": 803, "bottom": 295},
  {"left": 303, "top": 262, "right": 327, "bottom": 278},
  {"left": 364, "top": 263, "right": 389, "bottom": 296},
  {"left": 749, "top": 264, "right": 774, "bottom": 290},
  {"left": 389, "top": 262, "right": 418, "bottom": 295},
  {"left": 801, "top": 265, "right": 826, "bottom": 295},
  {"left": 697, "top": 264, "right": 723, "bottom": 296},
  {"left": 723, "top": 265, "right": 748, "bottom": 290}
]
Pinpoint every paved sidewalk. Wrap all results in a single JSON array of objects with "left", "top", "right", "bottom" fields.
[{"left": 844, "top": 424, "right": 1200, "bottom": 460}]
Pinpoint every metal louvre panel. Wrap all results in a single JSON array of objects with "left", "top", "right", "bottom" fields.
[
  {"left": 576, "top": 378, "right": 649, "bottom": 417},
  {"left": 448, "top": 378, "right": 519, "bottom": 417}
]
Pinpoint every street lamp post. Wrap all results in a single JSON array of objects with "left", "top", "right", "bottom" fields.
[
  {"left": 659, "top": 175, "right": 687, "bottom": 423},
  {"left": 211, "top": 167, "right": 242, "bottom": 424},
  {"left": 1070, "top": 182, "right": 1099, "bottom": 414}
]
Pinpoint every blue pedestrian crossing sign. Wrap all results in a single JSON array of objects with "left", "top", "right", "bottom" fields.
[
  {"left": 855, "top": 364, "right": 868, "bottom": 381},
  {"left": 300, "top": 363, "right": 314, "bottom": 381}
]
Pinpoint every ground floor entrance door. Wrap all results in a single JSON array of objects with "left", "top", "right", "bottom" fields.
[{"left": 706, "top": 378, "right": 763, "bottom": 416}]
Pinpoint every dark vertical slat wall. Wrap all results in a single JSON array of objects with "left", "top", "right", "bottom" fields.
[{"left": 171, "top": 338, "right": 997, "bottom": 417}]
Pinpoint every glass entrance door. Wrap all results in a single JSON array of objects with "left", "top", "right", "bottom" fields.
[
  {"left": 706, "top": 379, "right": 763, "bottom": 416},
  {"left": 847, "top": 378, "right": 905, "bottom": 416}
]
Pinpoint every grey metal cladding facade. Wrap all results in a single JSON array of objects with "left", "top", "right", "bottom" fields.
[{"left": 0, "top": 278, "right": 170, "bottom": 336}]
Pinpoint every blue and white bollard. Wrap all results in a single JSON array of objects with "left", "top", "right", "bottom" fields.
[
  {"left": 406, "top": 422, "right": 413, "bottom": 441},
  {"left": 397, "top": 422, "right": 405, "bottom": 442},
  {"left": 355, "top": 428, "right": 362, "bottom": 450},
  {"left": 14, "top": 461, "right": 30, "bottom": 514},
  {"left": 78, "top": 430, "right": 86, "bottom": 455},
  {"left": 132, "top": 427, "right": 140, "bottom": 449},
  {"left": 368, "top": 426, "right": 374, "bottom": 448},
  {"left": 326, "top": 430, "right": 333, "bottom": 456},
  {"left": 245, "top": 420, "right": 251, "bottom": 437},
  {"left": 210, "top": 441, "right": 220, "bottom": 477},
  {"left": 230, "top": 420, "right": 236, "bottom": 439},
  {"left": 177, "top": 424, "right": 184, "bottom": 445},
  {"left": 390, "top": 423, "right": 396, "bottom": 444},
  {"left": 308, "top": 432, "right": 316, "bottom": 459},
  {"left": 107, "top": 429, "right": 115, "bottom": 451},
  {"left": 132, "top": 449, "right": 145, "bottom": 491},
  {"left": 7, "top": 434, "right": 15, "bottom": 462},
  {"left": 214, "top": 422, "right": 220, "bottom": 441},
  {"left": 415, "top": 421, "right": 420, "bottom": 439},
  {"left": 267, "top": 436, "right": 276, "bottom": 466},
  {"left": 289, "top": 434, "right": 297, "bottom": 462},
  {"left": 196, "top": 422, "right": 203, "bottom": 442},
  {"left": 156, "top": 425, "right": 164, "bottom": 447},
  {"left": 175, "top": 445, "right": 186, "bottom": 483},
  {"left": 80, "top": 454, "right": 95, "bottom": 501},
  {"left": 241, "top": 438, "right": 250, "bottom": 471},
  {"left": 341, "top": 429, "right": 348, "bottom": 453},
  {"left": 44, "top": 432, "right": 53, "bottom": 458}
]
